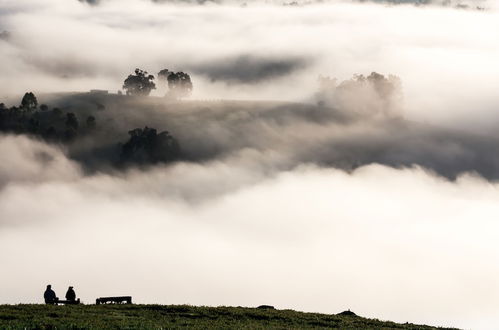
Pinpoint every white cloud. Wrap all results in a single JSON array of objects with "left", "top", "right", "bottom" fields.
[{"left": 0, "top": 135, "right": 499, "bottom": 329}]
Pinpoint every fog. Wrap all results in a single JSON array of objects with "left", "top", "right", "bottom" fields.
[
  {"left": 1, "top": 135, "right": 499, "bottom": 329},
  {"left": 1, "top": 0, "right": 499, "bottom": 129},
  {"left": 1, "top": 1, "right": 499, "bottom": 329}
]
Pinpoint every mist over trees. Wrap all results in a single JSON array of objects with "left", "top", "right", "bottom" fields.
[
  {"left": 158, "top": 69, "right": 193, "bottom": 98},
  {"left": 0, "top": 92, "right": 182, "bottom": 169},
  {"left": 317, "top": 72, "right": 402, "bottom": 118},
  {"left": 2, "top": 69, "right": 499, "bottom": 181}
]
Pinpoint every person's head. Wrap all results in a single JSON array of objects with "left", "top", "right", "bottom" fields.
[
  {"left": 69, "top": 286, "right": 73, "bottom": 289},
  {"left": 47, "top": 285, "right": 51, "bottom": 289}
]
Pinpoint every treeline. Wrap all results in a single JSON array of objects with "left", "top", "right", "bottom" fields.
[
  {"left": 316, "top": 71, "right": 402, "bottom": 118},
  {"left": 0, "top": 92, "right": 181, "bottom": 167},
  {"left": 0, "top": 93, "right": 95, "bottom": 142}
]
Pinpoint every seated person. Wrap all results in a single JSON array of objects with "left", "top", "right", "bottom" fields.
[
  {"left": 65, "top": 286, "right": 79, "bottom": 303},
  {"left": 44, "top": 285, "right": 58, "bottom": 304}
]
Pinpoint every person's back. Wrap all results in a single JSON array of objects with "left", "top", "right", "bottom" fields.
[
  {"left": 44, "top": 285, "right": 57, "bottom": 304},
  {"left": 65, "top": 286, "right": 76, "bottom": 302}
]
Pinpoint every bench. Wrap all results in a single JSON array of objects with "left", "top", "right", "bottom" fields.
[
  {"left": 257, "top": 305, "right": 275, "bottom": 310},
  {"left": 96, "top": 296, "right": 132, "bottom": 305},
  {"left": 55, "top": 299, "right": 80, "bottom": 305}
]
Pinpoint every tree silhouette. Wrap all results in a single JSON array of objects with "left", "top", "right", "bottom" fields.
[
  {"left": 158, "top": 69, "right": 193, "bottom": 98},
  {"left": 21, "top": 92, "right": 38, "bottom": 112},
  {"left": 157, "top": 69, "right": 171, "bottom": 96},
  {"left": 66, "top": 113, "right": 79, "bottom": 130},
  {"left": 123, "top": 69, "right": 156, "bottom": 96},
  {"left": 158, "top": 69, "right": 170, "bottom": 82},
  {"left": 120, "top": 126, "right": 180, "bottom": 164},
  {"left": 167, "top": 72, "right": 193, "bottom": 98}
]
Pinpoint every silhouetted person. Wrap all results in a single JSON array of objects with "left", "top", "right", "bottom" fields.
[
  {"left": 44, "top": 285, "right": 57, "bottom": 304},
  {"left": 65, "top": 286, "right": 76, "bottom": 302}
]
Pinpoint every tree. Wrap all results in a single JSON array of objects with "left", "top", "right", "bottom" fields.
[
  {"left": 66, "top": 112, "right": 79, "bottom": 130},
  {"left": 120, "top": 126, "right": 180, "bottom": 164},
  {"left": 167, "top": 71, "right": 193, "bottom": 98},
  {"left": 122, "top": 69, "right": 156, "bottom": 96},
  {"left": 316, "top": 71, "right": 402, "bottom": 118},
  {"left": 157, "top": 69, "right": 171, "bottom": 96},
  {"left": 21, "top": 92, "right": 38, "bottom": 111},
  {"left": 27, "top": 118, "right": 39, "bottom": 134},
  {"left": 52, "top": 108, "right": 63, "bottom": 118},
  {"left": 158, "top": 69, "right": 193, "bottom": 98},
  {"left": 158, "top": 69, "right": 170, "bottom": 82},
  {"left": 40, "top": 104, "right": 48, "bottom": 112}
]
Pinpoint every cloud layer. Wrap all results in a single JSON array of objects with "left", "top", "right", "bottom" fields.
[{"left": 1, "top": 135, "right": 499, "bottom": 330}]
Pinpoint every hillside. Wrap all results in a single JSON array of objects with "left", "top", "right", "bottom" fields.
[
  {"left": 3, "top": 91, "right": 499, "bottom": 180},
  {"left": 0, "top": 304, "right": 459, "bottom": 329}
]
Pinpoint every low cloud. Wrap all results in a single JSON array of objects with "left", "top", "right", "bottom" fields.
[
  {"left": 0, "top": 30, "right": 10, "bottom": 41},
  {"left": 78, "top": 0, "right": 100, "bottom": 4},
  {"left": 0, "top": 139, "right": 498, "bottom": 329},
  {"left": 1, "top": 0, "right": 498, "bottom": 129},
  {"left": 190, "top": 55, "right": 311, "bottom": 84}
]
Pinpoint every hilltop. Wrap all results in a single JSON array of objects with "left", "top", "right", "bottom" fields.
[{"left": 0, "top": 304, "right": 459, "bottom": 330}]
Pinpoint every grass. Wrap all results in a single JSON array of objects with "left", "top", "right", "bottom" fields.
[{"left": 0, "top": 304, "right": 459, "bottom": 330}]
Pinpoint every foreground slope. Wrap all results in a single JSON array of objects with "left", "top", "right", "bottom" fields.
[{"left": 0, "top": 304, "right": 458, "bottom": 329}]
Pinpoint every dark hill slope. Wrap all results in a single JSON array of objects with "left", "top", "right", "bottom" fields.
[
  {"left": 4, "top": 92, "right": 499, "bottom": 180},
  {"left": 0, "top": 304, "right": 459, "bottom": 330}
]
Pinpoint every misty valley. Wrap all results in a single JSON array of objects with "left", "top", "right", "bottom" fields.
[
  {"left": 1, "top": 69, "right": 498, "bottom": 182},
  {"left": 2, "top": 1, "right": 499, "bottom": 329}
]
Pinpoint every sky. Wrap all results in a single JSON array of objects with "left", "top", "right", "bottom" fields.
[{"left": 1, "top": 0, "right": 499, "bottom": 329}]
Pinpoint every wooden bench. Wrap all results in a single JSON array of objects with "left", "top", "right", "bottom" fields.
[{"left": 96, "top": 296, "right": 132, "bottom": 305}]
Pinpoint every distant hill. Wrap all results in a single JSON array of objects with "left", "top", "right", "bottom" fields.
[
  {"left": 3, "top": 91, "right": 499, "bottom": 180},
  {"left": 0, "top": 304, "right": 459, "bottom": 329}
]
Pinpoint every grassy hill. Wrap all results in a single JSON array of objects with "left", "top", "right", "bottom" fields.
[{"left": 0, "top": 304, "right": 458, "bottom": 329}]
